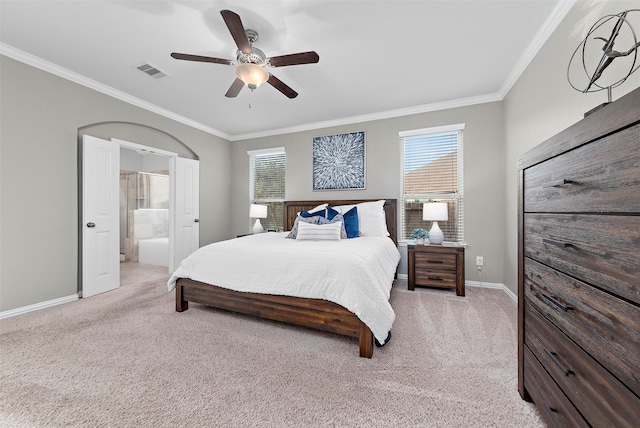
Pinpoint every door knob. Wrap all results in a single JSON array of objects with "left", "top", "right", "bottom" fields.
[
  {"left": 194, "top": 219, "right": 200, "bottom": 223},
  {"left": 86, "top": 222, "right": 96, "bottom": 228}
]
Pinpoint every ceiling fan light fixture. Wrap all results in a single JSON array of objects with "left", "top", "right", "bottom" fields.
[{"left": 235, "top": 63, "right": 269, "bottom": 90}]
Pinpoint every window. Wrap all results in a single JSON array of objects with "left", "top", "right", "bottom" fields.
[
  {"left": 248, "top": 147, "right": 286, "bottom": 231},
  {"left": 400, "top": 124, "right": 464, "bottom": 243}
]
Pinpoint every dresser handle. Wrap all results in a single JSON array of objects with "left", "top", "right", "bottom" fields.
[
  {"left": 428, "top": 277, "right": 443, "bottom": 281},
  {"left": 542, "top": 293, "right": 573, "bottom": 312},
  {"left": 544, "top": 404, "right": 562, "bottom": 426},
  {"left": 427, "top": 260, "right": 444, "bottom": 264},
  {"left": 542, "top": 179, "right": 575, "bottom": 188},
  {"left": 543, "top": 238, "right": 575, "bottom": 249},
  {"left": 545, "top": 348, "right": 574, "bottom": 376}
]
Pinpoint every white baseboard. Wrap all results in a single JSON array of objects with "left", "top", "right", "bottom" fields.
[
  {"left": 466, "top": 280, "right": 517, "bottom": 302},
  {"left": 0, "top": 294, "right": 79, "bottom": 320},
  {"left": 396, "top": 275, "right": 517, "bottom": 302}
]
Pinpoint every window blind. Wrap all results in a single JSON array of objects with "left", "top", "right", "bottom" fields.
[
  {"left": 249, "top": 148, "right": 286, "bottom": 231},
  {"left": 400, "top": 125, "right": 464, "bottom": 243}
]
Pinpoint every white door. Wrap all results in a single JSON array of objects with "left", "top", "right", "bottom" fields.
[
  {"left": 173, "top": 157, "right": 199, "bottom": 269},
  {"left": 82, "top": 135, "right": 120, "bottom": 297}
]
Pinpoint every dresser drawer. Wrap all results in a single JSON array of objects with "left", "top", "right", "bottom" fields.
[
  {"left": 524, "top": 303, "right": 640, "bottom": 426},
  {"left": 415, "top": 252, "right": 456, "bottom": 270},
  {"left": 523, "top": 123, "right": 640, "bottom": 213},
  {"left": 524, "top": 213, "right": 640, "bottom": 305},
  {"left": 524, "top": 258, "right": 640, "bottom": 396},
  {"left": 523, "top": 345, "right": 588, "bottom": 428},
  {"left": 414, "top": 268, "right": 457, "bottom": 288}
]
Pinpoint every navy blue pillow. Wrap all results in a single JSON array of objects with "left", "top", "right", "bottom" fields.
[
  {"left": 326, "top": 206, "right": 339, "bottom": 220},
  {"left": 328, "top": 206, "right": 358, "bottom": 238}
]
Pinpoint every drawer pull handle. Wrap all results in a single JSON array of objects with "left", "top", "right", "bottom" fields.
[
  {"left": 543, "top": 293, "right": 573, "bottom": 312},
  {"left": 542, "top": 179, "right": 575, "bottom": 188},
  {"left": 545, "top": 348, "right": 574, "bottom": 376},
  {"left": 427, "top": 260, "right": 444, "bottom": 264},
  {"left": 428, "top": 277, "right": 443, "bottom": 281},
  {"left": 543, "top": 238, "right": 575, "bottom": 249},
  {"left": 544, "top": 404, "right": 562, "bottom": 426}
]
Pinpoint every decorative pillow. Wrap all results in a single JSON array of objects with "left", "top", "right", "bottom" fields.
[
  {"left": 300, "top": 210, "right": 326, "bottom": 219},
  {"left": 296, "top": 220, "right": 342, "bottom": 241},
  {"left": 327, "top": 206, "right": 358, "bottom": 238},
  {"left": 286, "top": 215, "right": 323, "bottom": 239},
  {"left": 299, "top": 203, "right": 328, "bottom": 218},
  {"left": 332, "top": 201, "right": 388, "bottom": 237},
  {"left": 355, "top": 200, "right": 389, "bottom": 237},
  {"left": 318, "top": 213, "right": 347, "bottom": 239}
]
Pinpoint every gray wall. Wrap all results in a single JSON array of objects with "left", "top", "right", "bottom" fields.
[
  {"left": 502, "top": 0, "right": 640, "bottom": 294},
  {"left": 231, "top": 102, "right": 506, "bottom": 281},
  {"left": 0, "top": 56, "right": 232, "bottom": 312},
  {"left": 4, "top": 1, "right": 639, "bottom": 312}
]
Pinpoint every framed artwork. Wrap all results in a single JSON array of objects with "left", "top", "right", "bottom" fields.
[{"left": 313, "top": 131, "right": 365, "bottom": 190}]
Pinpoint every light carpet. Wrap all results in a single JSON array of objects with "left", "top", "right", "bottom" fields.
[{"left": 0, "top": 276, "right": 544, "bottom": 427}]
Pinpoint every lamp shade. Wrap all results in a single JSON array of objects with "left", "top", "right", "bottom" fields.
[
  {"left": 249, "top": 204, "right": 268, "bottom": 219},
  {"left": 235, "top": 63, "right": 269, "bottom": 90},
  {"left": 423, "top": 202, "right": 448, "bottom": 221}
]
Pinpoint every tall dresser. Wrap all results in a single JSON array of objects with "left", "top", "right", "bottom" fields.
[{"left": 517, "top": 87, "right": 640, "bottom": 427}]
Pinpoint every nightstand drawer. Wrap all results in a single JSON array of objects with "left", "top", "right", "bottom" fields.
[
  {"left": 414, "top": 268, "right": 457, "bottom": 288},
  {"left": 415, "top": 252, "right": 456, "bottom": 270},
  {"left": 408, "top": 243, "right": 465, "bottom": 296}
]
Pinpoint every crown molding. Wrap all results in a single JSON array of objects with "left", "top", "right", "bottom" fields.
[
  {"left": 0, "top": 43, "right": 232, "bottom": 141},
  {"left": 231, "top": 93, "right": 502, "bottom": 141},
  {"left": 499, "top": 0, "right": 576, "bottom": 98}
]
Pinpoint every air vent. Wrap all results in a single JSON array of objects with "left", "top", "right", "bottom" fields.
[{"left": 134, "top": 62, "right": 169, "bottom": 79}]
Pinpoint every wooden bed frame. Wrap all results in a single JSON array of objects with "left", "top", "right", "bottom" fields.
[{"left": 175, "top": 199, "right": 397, "bottom": 358}]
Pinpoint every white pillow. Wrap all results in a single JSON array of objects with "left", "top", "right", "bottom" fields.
[
  {"left": 333, "top": 200, "right": 389, "bottom": 237},
  {"left": 296, "top": 220, "right": 342, "bottom": 241},
  {"left": 356, "top": 200, "right": 389, "bottom": 237}
]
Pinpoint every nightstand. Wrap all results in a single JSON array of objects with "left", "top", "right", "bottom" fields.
[{"left": 408, "top": 243, "right": 465, "bottom": 296}]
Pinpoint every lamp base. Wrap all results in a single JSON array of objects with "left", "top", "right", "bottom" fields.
[
  {"left": 429, "top": 221, "right": 444, "bottom": 244},
  {"left": 252, "top": 219, "right": 264, "bottom": 234}
]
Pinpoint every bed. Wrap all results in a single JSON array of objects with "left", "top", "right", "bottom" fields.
[{"left": 169, "top": 199, "right": 399, "bottom": 358}]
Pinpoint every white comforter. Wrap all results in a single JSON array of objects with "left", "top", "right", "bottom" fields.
[{"left": 168, "top": 232, "right": 401, "bottom": 343}]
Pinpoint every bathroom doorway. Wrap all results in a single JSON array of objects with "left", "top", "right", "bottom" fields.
[
  {"left": 120, "top": 147, "right": 171, "bottom": 277},
  {"left": 80, "top": 131, "right": 199, "bottom": 298}
]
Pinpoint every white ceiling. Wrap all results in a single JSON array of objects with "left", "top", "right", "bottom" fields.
[{"left": 0, "top": 0, "right": 569, "bottom": 140}]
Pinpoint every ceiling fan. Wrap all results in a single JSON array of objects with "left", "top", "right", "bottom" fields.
[{"left": 171, "top": 9, "right": 319, "bottom": 99}]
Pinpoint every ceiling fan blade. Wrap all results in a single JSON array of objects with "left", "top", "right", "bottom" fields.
[
  {"left": 268, "top": 51, "right": 319, "bottom": 67},
  {"left": 220, "top": 9, "right": 251, "bottom": 54},
  {"left": 171, "top": 52, "right": 232, "bottom": 65},
  {"left": 225, "top": 78, "right": 244, "bottom": 98},
  {"left": 267, "top": 74, "right": 298, "bottom": 99}
]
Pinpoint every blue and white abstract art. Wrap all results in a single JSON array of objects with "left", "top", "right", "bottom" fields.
[{"left": 313, "top": 131, "right": 365, "bottom": 190}]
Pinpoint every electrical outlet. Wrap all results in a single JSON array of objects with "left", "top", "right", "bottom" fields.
[{"left": 476, "top": 256, "right": 484, "bottom": 266}]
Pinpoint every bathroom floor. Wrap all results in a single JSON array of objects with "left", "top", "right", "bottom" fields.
[{"left": 120, "top": 262, "right": 169, "bottom": 286}]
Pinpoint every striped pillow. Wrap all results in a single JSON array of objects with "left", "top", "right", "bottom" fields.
[{"left": 295, "top": 220, "right": 342, "bottom": 241}]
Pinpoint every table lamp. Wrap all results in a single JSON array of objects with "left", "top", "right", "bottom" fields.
[
  {"left": 423, "top": 202, "right": 448, "bottom": 244},
  {"left": 250, "top": 204, "right": 268, "bottom": 233}
]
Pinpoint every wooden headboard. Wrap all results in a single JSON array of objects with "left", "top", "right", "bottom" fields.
[{"left": 283, "top": 199, "right": 398, "bottom": 245}]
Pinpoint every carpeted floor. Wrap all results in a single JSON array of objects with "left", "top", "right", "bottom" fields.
[{"left": 0, "top": 274, "right": 544, "bottom": 427}]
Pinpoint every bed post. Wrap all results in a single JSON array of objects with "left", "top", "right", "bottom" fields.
[
  {"left": 359, "top": 323, "right": 373, "bottom": 358},
  {"left": 175, "top": 282, "right": 188, "bottom": 312}
]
